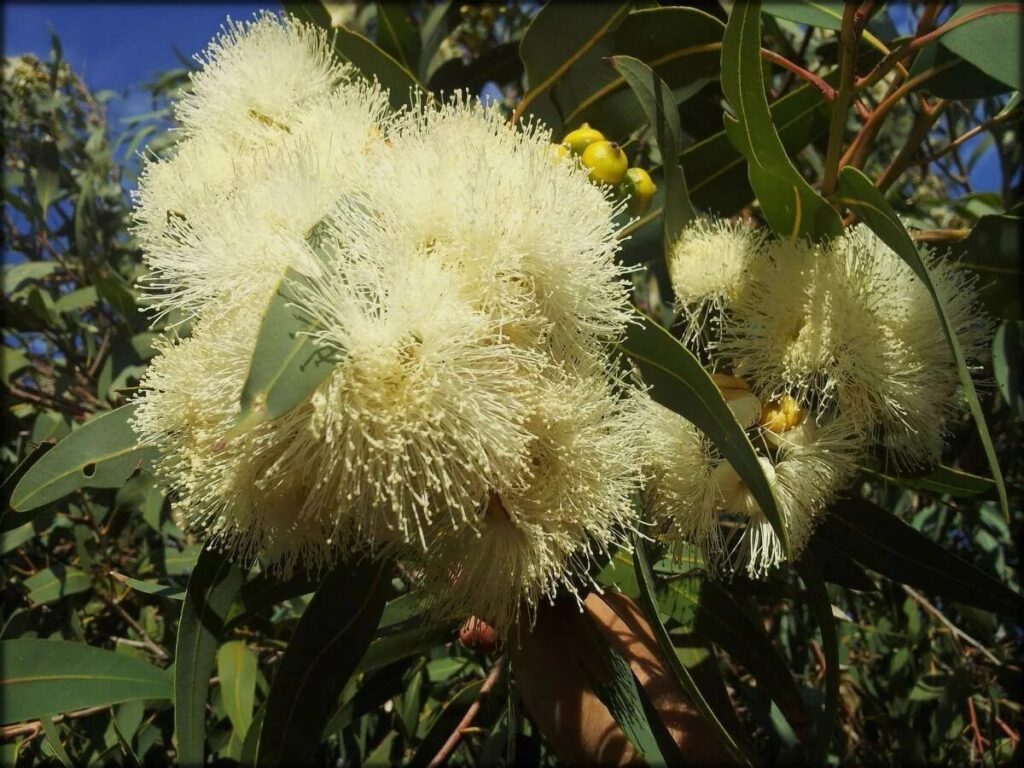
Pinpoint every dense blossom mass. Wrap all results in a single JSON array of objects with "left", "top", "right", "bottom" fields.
[
  {"left": 132, "top": 11, "right": 987, "bottom": 626},
  {"left": 131, "top": 12, "right": 642, "bottom": 633}
]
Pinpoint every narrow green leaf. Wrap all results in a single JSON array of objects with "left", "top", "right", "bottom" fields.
[
  {"left": 174, "top": 548, "right": 246, "bottom": 766},
  {"left": 332, "top": 26, "right": 422, "bottom": 109},
  {"left": 993, "top": 321, "right": 1023, "bottom": 416},
  {"left": 30, "top": 141, "right": 60, "bottom": 214},
  {"left": 762, "top": 1, "right": 844, "bottom": 30},
  {"left": 418, "top": 1, "right": 452, "bottom": 82},
  {"left": 515, "top": 1, "right": 630, "bottom": 125},
  {"left": 217, "top": 640, "right": 258, "bottom": 740},
  {"left": 357, "top": 621, "right": 455, "bottom": 674},
  {"left": 110, "top": 572, "right": 185, "bottom": 601},
  {"left": 0, "top": 639, "right": 171, "bottom": 724},
  {"left": 620, "top": 313, "right": 789, "bottom": 557},
  {"left": 376, "top": 2, "right": 421, "bottom": 76},
  {"left": 836, "top": 166, "right": 1009, "bottom": 521},
  {"left": 859, "top": 459, "right": 996, "bottom": 498},
  {"left": 820, "top": 497, "right": 1023, "bottom": 616},
  {"left": 256, "top": 557, "right": 392, "bottom": 766},
  {"left": 24, "top": 564, "right": 91, "bottom": 605},
  {"left": 933, "top": 3, "right": 1022, "bottom": 92},
  {"left": 795, "top": 557, "right": 839, "bottom": 762},
  {"left": 632, "top": 536, "right": 752, "bottom": 766},
  {"left": 695, "top": 582, "right": 806, "bottom": 736},
  {"left": 609, "top": 55, "right": 695, "bottom": 246},
  {"left": 40, "top": 717, "right": 74, "bottom": 768},
  {"left": 230, "top": 269, "right": 336, "bottom": 437},
  {"left": 720, "top": 0, "right": 843, "bottom": 240},
  {"left": 586, "top": 632, "right": 677, "bottom": 764},
  {"left": 11, "top": 404, "right": 157, "bottom": 513}
]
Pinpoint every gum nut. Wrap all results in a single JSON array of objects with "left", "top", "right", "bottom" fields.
[
  {"left": 561, "top": 122, "right": 606, "bottom": 155},
  {"left": 581, "top": 140, "right": 628, "bottom": 185}
]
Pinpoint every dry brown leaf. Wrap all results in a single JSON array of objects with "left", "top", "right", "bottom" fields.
[{"left": 509, "top": 600, "right": 642, "bottom": 766}]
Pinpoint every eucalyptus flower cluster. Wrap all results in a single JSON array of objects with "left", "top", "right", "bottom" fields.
[
  {"left": 648, "top": 218, "right": 988, "bottom": 577},
  {"left": 130, "top": 13, "right": 644, "bottom": 634}
]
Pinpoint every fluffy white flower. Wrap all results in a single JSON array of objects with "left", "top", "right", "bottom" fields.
[
  {"left": 367, "top": 95, "right": 632, "bottom": 360},
  {"left": 668, "top": 217, "right": 765, "bottom": 346},
  {"left": 132, "top": 301, "right": 334, "bottom": 574},
  {"left": 135, "top": 82, "right": 391, "bottom": 319},
  {"left": 175, "top": 11, "right": 350, "bottom": 146},
  {"left": 720, "top": 227, "right": 988, "bottom": 467},
  {"left": 642, "top": 397, "right": 861, "bottom": 578},
  {"left": 291, "top": 220, "right": 539, "bottom": 547},
  {"left": 416, "top": 369, "right": 644, "bottom": 634}
]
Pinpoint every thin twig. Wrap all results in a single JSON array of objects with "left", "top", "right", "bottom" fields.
[
  {"left": 97, "top": 589, "right": 170, "bottom": 661},
  {"left": 0, "top": 705, "right": 109, "bottom": 740},
  {"left": 876, "top": 99, "right": 947, "bottom": 192},
  {"left": 428, "top": 657, "right": 505, "bottom": 768},
  {"left": 902, "top": 585, "right": 1001, "bottom": 666}
]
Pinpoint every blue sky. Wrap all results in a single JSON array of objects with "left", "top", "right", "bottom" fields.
[{"left": 2, "top": 1, "right": 1004, "bottom": 193}]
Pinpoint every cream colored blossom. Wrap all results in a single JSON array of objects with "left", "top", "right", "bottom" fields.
[
  {"left": 175, "top": 11, "right": 350, "bottom": 146},
  {"left": 132, "top": 301, "right": 334, "bottom": 574},
  {"left": 135, "top": 82, "right": 390, "bottom": 320},
  {"left": 721, "top": 227, "right": 988, "bottom": 467},
  {"left": 368, "top": 95, "right": 632, "bottom": 361},
  {"left": 292, "top": 231, "right": 539, "bottom": 548},
  {"left": 668, "top": 217, "right": 765, "bottom": 346},
  {"left": 643, "top": 398, "right": 861, "bottom": 578},
  {"left": 416, "top": 369, "right": 644, "bottom": 634}
]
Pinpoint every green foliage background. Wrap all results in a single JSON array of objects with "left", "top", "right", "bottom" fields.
[{"left": 2, "top": 2, "right": 1022, "bottom": 766}]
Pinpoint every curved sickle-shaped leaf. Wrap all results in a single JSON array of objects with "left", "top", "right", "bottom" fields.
[
  {"left": 631, "top": 535, "right": 753, "bottom": 766},
  {"left": 0, "top": 639, "right": 171, "bottom": 724},
  {"left": 230, "top": 269, "right": 337, "bottom": 438},
  {"left": 794, "top": 557, "right": 839, "bottom": 763},
  {"left": 513, "top": 1, "right": 630, "bottom": 126},
  {"left": 694, "top": 583, "right": 806, "bottom": 737},
  {"left": 819, "top": 497, "right": 1023, "bottom": 616},
  {"left": 10, "top": 403, "right": 157, "bottom": 513},
  {"left": 256, "top": 557, "right": 392, "bottom": 767},
  {"left": 609, "top": 56, "right": 695, "bottom": 248},
  {"left": 858, "top": 460, "right": 996, "bottom": 499},
  {"left": 621, "top": 313, "right": 788, "bottom": 555},
  {"left": 721, "top": 0, "right": 842, "bottom": 241},
  {"left": 835, "top": 166, "right": 1009, "bottom": 521},
  {"left": 761, "top": 1, "right": 892, "bottom": 56},
  {"left": 174, "top": 548, "right": 246, "bottom": 767},
  {"left": 916, "top": 3, "right": 1022, "bottom": 93}
]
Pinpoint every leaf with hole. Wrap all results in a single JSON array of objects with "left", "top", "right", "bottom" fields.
[{"left": 10, "top": 403, "right": 157, "bottom": 513}]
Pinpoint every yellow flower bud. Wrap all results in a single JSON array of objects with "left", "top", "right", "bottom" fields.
[
  {"left": 759, "top": 395, "right": 805, "bottom": 434},
  {"left": 561, "top": 122, "right": 605, "bottom": 156},
  {"left": 581, "top": 140, "right": 628, "bottom": 185},
  {"left": 619, "top": 167, "right": 657, "bottom": 216}
]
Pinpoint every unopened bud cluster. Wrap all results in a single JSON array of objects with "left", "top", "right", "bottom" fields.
[{"left": 554, "top": 122, "right": 657, "bottom": 216}]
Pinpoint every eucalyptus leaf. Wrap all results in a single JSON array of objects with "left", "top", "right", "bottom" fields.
[
  {"left": 174, "top": 548, "right": 246, "bottom": 766},
  {"left": 230, "top": 269, "right": 337, "bottom": 437},
  {"left": 620, "top": 313, "right": 788, "bottom": 556},
  {"left": 609, "top": 56, "right": 695, "bottom": 247},
  {"left": 256, "top": 557, "right": 392, "bottom": 767},
  {"left": 11, "top": 403, "right": 157, "bottom": 513},
  {"left": 819, "top": 497, "right": 1023, "bottom": 616},
  {"left": 720, "top": 0, "right": 842, "bottom": 240},
  {"left": 0, "top": 639, "right": 171, "bottom": 724}
]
